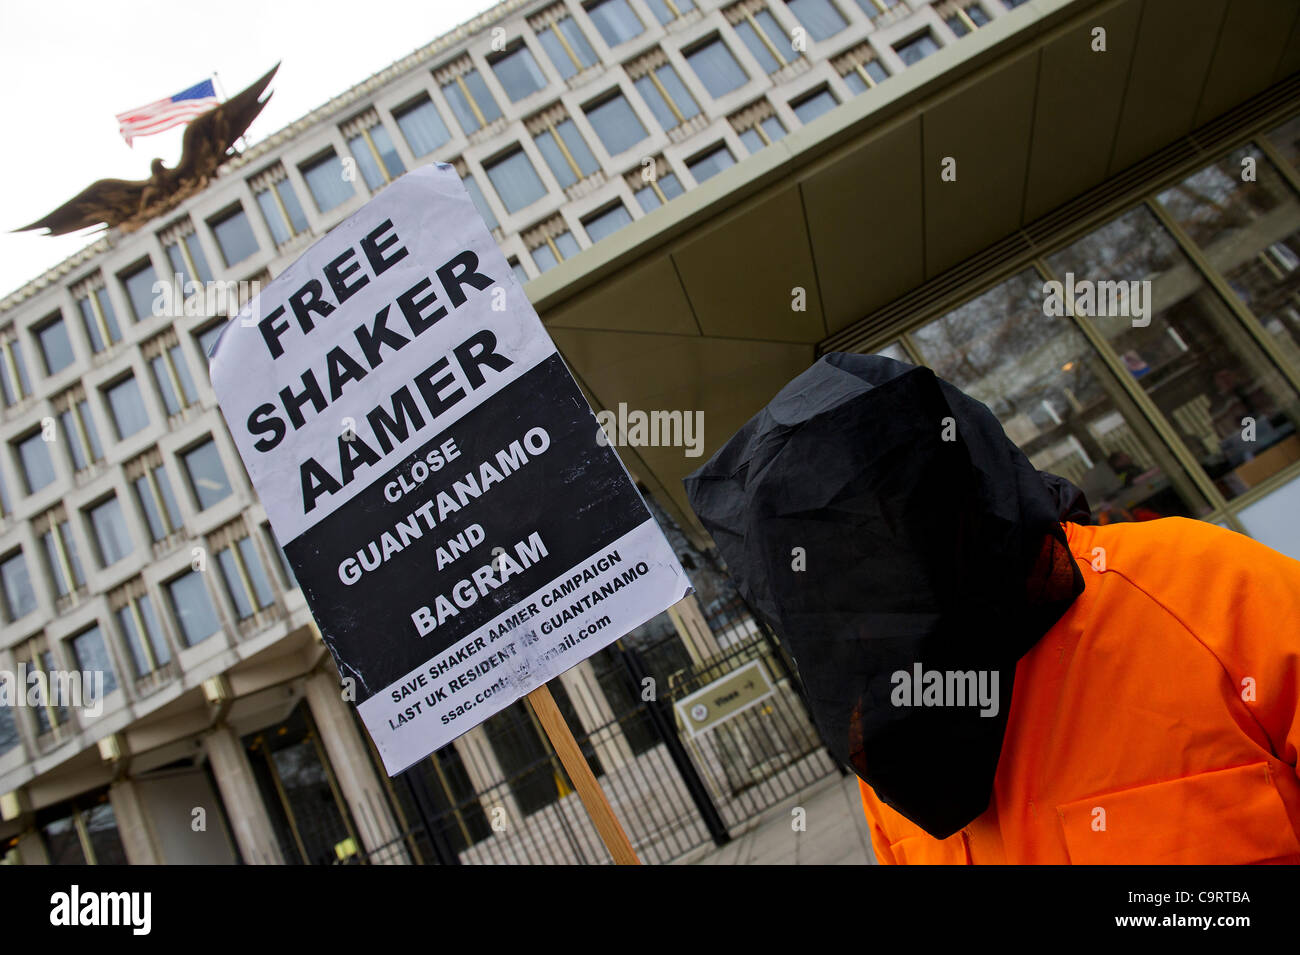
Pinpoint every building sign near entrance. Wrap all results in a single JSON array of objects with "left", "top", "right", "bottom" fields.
[
  {"left": 674, "top": 660, "right": 775, "bottom": 737},
  {"left": 211, "top": 164, "right": 691, "bottom": 775}
]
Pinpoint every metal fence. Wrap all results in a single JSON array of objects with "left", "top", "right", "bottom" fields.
[{"left": 351, "top": 596, "right": 841, "bottom": 865}]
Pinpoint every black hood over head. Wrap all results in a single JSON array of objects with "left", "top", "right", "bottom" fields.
[{"left": 683, "top": 353, "right": 1086, "bottom": 838}]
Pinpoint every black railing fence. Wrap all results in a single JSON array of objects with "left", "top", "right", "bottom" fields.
[{"left": 349, "top": 592, "right": 840, "bottom": 865}]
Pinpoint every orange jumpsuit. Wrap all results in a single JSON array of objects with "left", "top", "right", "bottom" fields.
[{"left": 859, "top": 517, "right": 1300, "bottom": 864}]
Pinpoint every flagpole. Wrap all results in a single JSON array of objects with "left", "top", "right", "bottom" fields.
[{"left": 212, "top": 71, "right": 249, "bottom": 153}]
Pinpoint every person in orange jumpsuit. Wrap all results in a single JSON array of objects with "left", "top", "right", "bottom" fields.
[{"left": 684, "top": 353, "right": 1300, "bottom": 864}]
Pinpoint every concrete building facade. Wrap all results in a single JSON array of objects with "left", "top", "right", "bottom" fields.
[{"left": 3, "top": 0, "right": 1300, "bottom": 864}]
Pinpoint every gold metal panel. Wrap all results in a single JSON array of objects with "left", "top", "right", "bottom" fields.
[
  {"left": 1195, "top": 0, "right": 1300, "bottom": 126},
  {"left": 548, "top": 326, "right": 814, "bottom": 525},
  {"left": 922, "top": 52, "right": 1039, "bottom": 277},
  {"left": 541, "top": 256, "right": 701, "bottom": 336},
  {"left": 670, "top": 186, "right": 827, "bottom": 343},
  {"left": 800, "top": 117, "right": 925, "bottom": 334},
  {"left": 1108, "top": 0, "right": 1227, "bottom": 173},
  {"left": 1023, "top": 0, "right": 1142, "bottom": 221}
]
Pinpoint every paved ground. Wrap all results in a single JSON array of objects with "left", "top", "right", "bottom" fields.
[{"left": 683, "top": 771, "right": 879, "bottom": 865}]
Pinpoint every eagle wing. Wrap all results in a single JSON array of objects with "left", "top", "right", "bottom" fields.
[
  {"left": 14, "top": 176, "right": 154, "bottom": 236},
  {"left": 174, "top": 63, "right": 280, "bottom": 183}
]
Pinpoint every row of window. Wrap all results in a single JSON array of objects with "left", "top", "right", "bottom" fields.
[
  {"left": 872, "top": 120, "right": 1300, "bottom": 557},
  {"left": 0, "top": 520, "right": 294, "bottom": 759},
  {"left": 0, "top": 2, "right": 977, "bottom": 416},
  {"left": 4, "top": 332, "right": 218, "bottom": 502},
  {"left": 1, "top": 434, "right": 234, "bottom": 624}
]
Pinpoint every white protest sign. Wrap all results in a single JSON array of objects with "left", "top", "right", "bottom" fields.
[{"left": 210, "top": 163, "right": 691, "bottom": 775}]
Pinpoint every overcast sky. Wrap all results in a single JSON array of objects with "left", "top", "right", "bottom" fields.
[{"left": 0, "top": 0, "right": 501, "bottom": 298}]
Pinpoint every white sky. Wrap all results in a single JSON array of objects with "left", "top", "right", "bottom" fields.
[{"left": 0, "top": 0, "right": 502, "bottom": 298}]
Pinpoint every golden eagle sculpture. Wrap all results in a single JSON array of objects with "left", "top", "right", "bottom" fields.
[{"left": 17, "top": 64, "right": 280, "bottom": 237}]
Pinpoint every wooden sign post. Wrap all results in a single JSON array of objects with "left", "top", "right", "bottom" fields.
[{"left": 527, "top": 683, "right": 640, "bottom": 865}]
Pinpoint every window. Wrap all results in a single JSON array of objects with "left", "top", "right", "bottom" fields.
[
  {"left": 853, "top": 0, "right": 901, "bottom": 17},
  {"left": 58, "top": 396, "right": 103, "bottom": 472},
  {"left": 88, "top": 496, "right": 134, "bottom": 567},
  {"left": 585, "top": 92, "right": 649, "bottom": 155},
  {"left": 536, "top": 15, "right": 599, "bottom": 79},
  {"left": 585, "top": 0, "right": 645, "bottom": 47},
  {"left": 632, "top": 170, "right": 685, "bottom": 212},
  {"left": 911, "top": 268, "right": 1208, "bottom": 525},
  {"left": 785, "top": 0, "right": 847, "bottom": 40},
  {"left": 1046, "top": 204, "right": 1300, "bottom": 505},
  {"left": 484, "top": 147, "right": 548, "bottom": 214},
  {"left": 35, "top": 314, "right": 74, "bottom": 375},
  {"left": 646, "top": 0, "right": 695, "bottom": 24},
  {"left": 71, "top": 625, "right": 118, "bottom": 695},
  {"left": 1001, "top": 0, "right": 1028, "bottom": 7},
  {"left": 74, "top": 285, "right": 122, "bottom": 354},
  {"left": 0, "top": 333, "right": 32, "bottom": 406},
  {"left": 530, "top": 229, "right": 581, "bottom": 273},
  {"left": 162, "top": 230, "right": 212, "bottom": 287},
  {"left": 491, "top": 43, "right": 549, "bottom": 102},
  {"left": 183, "top": 439, "right": 233, "bottom": 511},
  {"left": 104, "top": 375, "right": 149, "bottom": 440},
  {"left": 167, "top": 570, "right": 221, "bottom": 646},
  {"left": 16, "top": 430, "right": 56, "bottom": 494},
  {"left": 509, "top": 258, "right": 530, "bottom": 285},
  {"left": 346, "top": 121, "right": 406, "bottom": 191},
  {"left": 687, "top": 143, "right": 737, "bottom": 183},
  {"left": 39, "top": 793, "right": 126, "bottom": 864},
  {"left": 583, "top": 203, "right": 633, "bottom": 242},
  {"left": 149, "top": 342, "right": 198, "bottom": 415},
  {"left": 895, "top": 31, "right": 940, "bottom": 66},
  {"left": 132, "top": 461, "right": 183, "bottom": 542},
  {"left": 732, "top": 9, "right": 794, "bottom": 74},
  {"left": 842, "top": 58, "right": 889, "bottom": 93},
  {"left": 31, "top": 649, "right": 68, "bottom": 733},
  {"left": 945, "top": 3, "right": 991, "bottom": 36},
  {"left": 533, "top": 117, "right": 600, "bottom": 188},
  {"left": 791, "top": 87, "right": 839, "bottom": 124},
  {"left": 441, "top": 68, "right": 503, "bottom": 136},
  {"left": 216, "top": 536, "right": 275, "bottom": 619},
  {"left": 210, "top": 206, "right": 259, "bottom": 267},
  {"left": 38, "top": 513, "right": 84, "bottom": 597},
  {"left": 686, "top": 39, "right": 750, "bottom": 98},
  {"left": 0, "top": 550, "right": 35, "bottom": 621},
  {"left": 196, "top": 321, "right": 225, "bottom": 365},
  {"left": 254, "top": 178, "right": 309, "bottom": 245},
  {"left": 120, "top": 260, "right": 158, "bottom": 322},
  {"left": 262, "top": 523, "right": 297, "bottom": 589},
  {"left": 460, "top": 172, "right": 499, "bottom": 231},
  {"left": 633, "top": 62, "right": 701, "bottom": 131},
  {"left": 301, "top": 152, "right": 355, "bottom": 214},
  {"left": 734, "top": 107, "right": 787, "bottom": 153},
  {"left": 394, "top": 97, "right": 452, "bottom": 156},
  {"left": 116, "top": 590, "right": 171, "bottom": 677},
  {"left": 1154, "top": 146, "right": 1300, "bottom": 391},
  {"left": 0, "top": 705, "right": 17, "bottom": 756}
]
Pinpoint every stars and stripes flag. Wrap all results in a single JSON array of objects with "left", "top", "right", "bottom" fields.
[{"left": 116, "top": 79, "right": 219, "bottom": 146}]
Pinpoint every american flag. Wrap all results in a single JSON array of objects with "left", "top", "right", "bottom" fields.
[{"left": 116, "top": 79, "right": 219, "bottom": 146}]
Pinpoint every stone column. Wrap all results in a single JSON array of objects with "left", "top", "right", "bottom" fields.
[
  {"left": 108, "top": 779, "right": 162, "bottom": 864},
  {"left": 558, "top": 662, "right": 634, "bottom": 771},
  {"left": 202, "top": 724, "right": 285, "bottom": 865},
  {"left": 303, "top": 670, "right": 410, "bottom": 864},
  {"left": 668, "top": 594, "right": 722, "bottom": 662}
]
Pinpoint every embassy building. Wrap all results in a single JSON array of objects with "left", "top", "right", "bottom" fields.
[{"left": 2, "top": 0, "right": 1300, "bottom": 864}]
